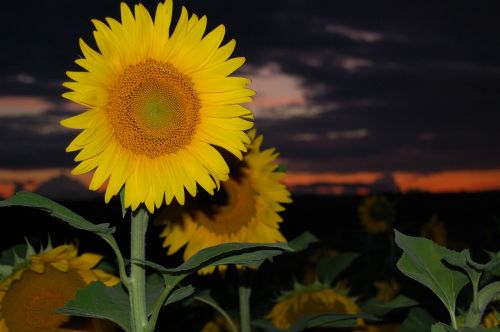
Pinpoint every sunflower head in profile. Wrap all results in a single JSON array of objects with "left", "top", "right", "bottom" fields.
[
  {"left": 266, "top": 281, "right": 362, "bottom": 330},
  {"left": 0, "top": 242, "right": 119, "bottom": 331},
  {"left": 358, "top": 196, "right": 395, "bottom": 234},
  {"left": 420, "top": 215, "right": 447, "bottom": 246},
  {"left": 158, "top": 129, "right": 292, "bottom": 274},
  {"left": 61, "top": 0, "right": 254, "bottom": 213}
]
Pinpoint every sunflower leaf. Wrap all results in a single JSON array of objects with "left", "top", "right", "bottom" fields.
[
  {"left": 0, "top": 191, "right": 115, "bottom": 234},
  {"left": 58, "top": 281, "right": 131, "bottom": 332},
  {"left": 400, "top": 307, "right": 436, "bottom": 332},
  {"left": 165, "top": 285, "right": 195, "bottom": 306},
  {"left": 361, "top": 295, "right": 418, "bottom": 317},
  {"left": 394, "top": 230, "right": 469, "bottom": 318},
  {"left": 146, "top": 273, "right": 165, "bottom": 315},
  {"left": 316, "top": 252, "right": 359, "bottom": 285},
  {"left": 119, "top": 187, "right": 127, "bottom": 219},
  {"left": 142, "top": 242, "right": 292, "bottom": 275},
  {"left": 287, "top": 232, "right": 319, "bottom": 252},
  {"left": 431, "top": 323, "right": 457, "bottom": 332}
]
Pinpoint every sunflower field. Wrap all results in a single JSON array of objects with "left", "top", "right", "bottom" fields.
[{"left": 1, "top": 1, "right": 500, "bottom": 332}]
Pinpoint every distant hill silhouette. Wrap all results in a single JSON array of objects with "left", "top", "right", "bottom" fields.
[
  {"left": 289, "top": 173, "right": 401, "bottom": 195},
  {"left": 36, "top": 174, "right": 100, "bottom": 201}
]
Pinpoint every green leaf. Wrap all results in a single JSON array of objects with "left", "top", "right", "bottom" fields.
[
  {"left": 146, "top": 273, "right": 165, "bottom": 315},
  {"left": 287, "top": 232, "right": 319, "bottom": 252},
  {"left": 276, "top": 163, "right": 287, "bottom": 173},
  {"left": 477, "top": 281, "right": 500, "bottom": 320},
  {"left": 400, "top": 307, "right": 435, "bottom": 332},
  {"left": 471, "top": 252, "right": 500, "bottom": 273},
  {"left": 394, "top": 230, "right": 469, "bottom": 317},
  {"left": 316, "top": 253, "right": 359, "bottom": 285},
  {"left": 0, "top": 192, "right": 114, "bottom": 234},
  {"left": 0, "top": 243, "right": 29, "bottom": 280},
  {"left": 361, "top": 295, "right": 418, "bottom": 317},
  {"left": 119, "top": 188, "right": 127, "bottom": 219},
  {"left": 463, "top": 328, "right": 500, "bottom": 332},
  {"left": 164, "top": 285, "right": 195, "bottom": 306},
  {"left": 0, "top": 243, "right": 28, "bottom": 265},
  {"left": 444, "top": 250, "right": 482, "bottom": 279},
  {"left": 144, "top": 242, "right": 293, "bottom": 275},
  {"left": 430, "top": 323, "right": 457, "bottom": 332},
  {"left": 58, "top": 282, "right": 130, "bottom": 332}
]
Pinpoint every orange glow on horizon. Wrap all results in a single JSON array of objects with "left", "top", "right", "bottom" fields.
[
  {"left": 283, "top": 171, "right": 382, "bottom": 185},
  {"left": 0, "top": 169, "right": 96, "bottom": 198},
  {"left": 0, "top": 183, "right": 15, "bottom": 198},
  {"left": 1, "top": 168, "right": 500, "bottom": 199},
  {"left": 283, "top": 169, "right": 500, "bottom": 194},
  {"left": 394, "top": 169, "right": 500, "bottom": 193}
]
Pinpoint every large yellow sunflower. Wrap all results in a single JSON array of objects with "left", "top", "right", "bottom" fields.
[
  {"left": 266, "top": 282, "right": 362, "bottom": 330},
  {"left": 0, "top": 244, "right": 119, "bottom": 331},
  {"left": 158, "top": 130, "right": 291, "bottom": 273},
  {"left": 61, "top": 0, "right": 254, "bottom": 212}
]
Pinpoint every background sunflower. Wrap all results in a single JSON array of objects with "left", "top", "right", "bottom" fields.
[
  {"left": 358, "top": 196, "right": 395, "bottom": 234},
  {"left": 158, "top": 129, "right": 291, "bottom": 273},
  {"left": 0, "top": 243, "right": 118, "bottom": 331},
  {"left": 266, "top": 282, "right": 362, "bottom": 330}
]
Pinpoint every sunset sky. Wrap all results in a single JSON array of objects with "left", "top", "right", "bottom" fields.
[{"left": 1, "top": 0, "right": 500, "bottom": 199}]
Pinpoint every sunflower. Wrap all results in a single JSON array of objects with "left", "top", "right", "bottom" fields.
[
  {"left": 373, "top": 279, "right": 400, "bottom": 303},
  {"left": 201, "top": 314, "right": 239, "bottom": 332},
  {"left": 266, "top": 282, "right": 362, "bottom": 330},
  {"left": 158, "top": 130, "right": 291, "bottom": 273},
  {"left": 0, "top": 243, "right": 119, "bottom": 331},
  {"left": 61, "top": 0, "right": 254, "bottom": 212},
  {"left": 358, "top": 196, "right": 395, "bottom": 234},
  {"left": 420, "top": 215, "right": 447, "bottom": 246},
  {"left": 482, "top": 310, "right": 500, "bottom": 328}
]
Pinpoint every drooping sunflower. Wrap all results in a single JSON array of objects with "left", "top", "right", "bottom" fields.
[
  {"left": 358, "top": 196, "right": 395, "bottom": 234},
  {"left": 266, "top": 282, "right": 362, "bottom": 330},
  {"left": 61, "top": 0, "right": 254, "bottom": 212},
  {"left": 0, "top": 243, "right": 119, "bottom": 331},
  {"left": 158, "top": 130, "right": 291, "bottom": 273}
]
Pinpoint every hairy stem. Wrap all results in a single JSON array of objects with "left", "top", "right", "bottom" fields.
[{"left": 129, "top": 207, "right": 149, "bottom": 332}]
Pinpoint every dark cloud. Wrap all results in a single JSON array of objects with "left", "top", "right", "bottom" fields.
[
  {"left": 1, "top": 0, "right": 500, "bottom": 173},
  {"left": 36, "top": 174, "right": 100, "bottom": 200},
  {"left": 0, "top": 108, "right": 74, "bottom": 169}
]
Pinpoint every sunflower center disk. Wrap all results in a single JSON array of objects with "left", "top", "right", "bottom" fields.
[
  {"left": 108, "top": 59, "right": 201, "bottom": 158},
  {"left": 1, "top": 266, "right": 85, "bottom": 330},
  {"left": 198, "top": 176, "right": 257, "bottom": 234}
]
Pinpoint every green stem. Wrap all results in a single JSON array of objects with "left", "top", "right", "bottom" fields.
[
  {"left": 130, "top": 207, "right": 149, "bottom": 332},
  {"left": 195, "top": 296, "right": 238, "bottom": 332},
  {"left": 239, "top": 270, "right": 252, "bottom": 332},
  {"left": 102, "top": 235, "right": 130, "bottom": 288},
  {"left": 448, "top": 308, "right": 458, "bottom": 329},
  {"left": 466, "top": 281, "right": 500, "bottom": 327},
  {"left": 472, "top": 275, "right": 480, "bottom": 313}
]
